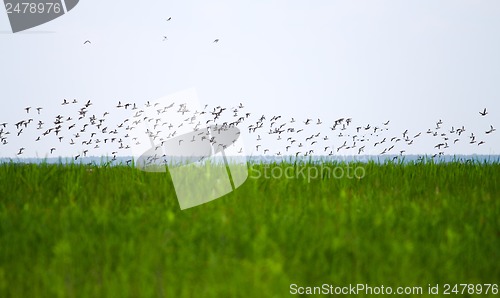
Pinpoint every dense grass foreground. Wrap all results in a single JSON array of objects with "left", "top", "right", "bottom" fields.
[{"left": 0, "top": 161, "right": 499, "bottom": 297}]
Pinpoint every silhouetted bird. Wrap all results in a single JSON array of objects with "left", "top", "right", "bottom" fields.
[{"left": 486, "top": 125, "right": 495, "bottom": 134}]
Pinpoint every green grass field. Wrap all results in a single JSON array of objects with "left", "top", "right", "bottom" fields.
[{"left": 0, "top": 161, "right": 499, "bottom": 297}]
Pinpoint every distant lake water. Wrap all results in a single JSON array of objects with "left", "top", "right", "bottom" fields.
[{"left": 1, "top": 155, "right": 499, "bottom": 165}]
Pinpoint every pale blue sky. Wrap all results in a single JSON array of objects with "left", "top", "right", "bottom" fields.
[{"left": 0, "top": 0, "right": 499, "bottom": 158}]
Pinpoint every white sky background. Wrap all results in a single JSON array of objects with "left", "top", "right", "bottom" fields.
[{"left": 0, "top": 0, "right": 499, "bottom": 158}]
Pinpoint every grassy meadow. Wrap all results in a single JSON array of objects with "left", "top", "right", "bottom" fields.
[{"left": 0, "top": 161, "right": 499, "bottom": 297}]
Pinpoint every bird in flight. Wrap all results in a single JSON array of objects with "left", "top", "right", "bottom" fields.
[
  {"left": 479, "top": 108, "right": 488, "bottom": 116},
  {"left": 83, "top": 40, "right": 91, "bottom": 45},
  {"left": 163, "top": 36, "right": 168, "bottom": 41},
  {"left": 213, "top": 39, "right": 219, "bottom": 43},
  {"left": 485, "top": 125, "right": 496, "bottom": 134},
  {"left": 167, "top": 17, "right": 172, "bottom": 21}
]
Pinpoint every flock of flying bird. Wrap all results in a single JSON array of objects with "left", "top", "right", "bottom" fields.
[
  {"left": 0, "top": 97, "right": 496, "bottom": 165},
  {"left": 64, "top": 15, "right": 497, "bottom": 164},
  {"left": 242, "top": 107, "right": 495, "bottom": 161},
  {"left": 83, "top": 16, "right": 221, "bottom": 46},
  {"left": 2, "top": 14, "right": 495, "bottom": 164}
]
